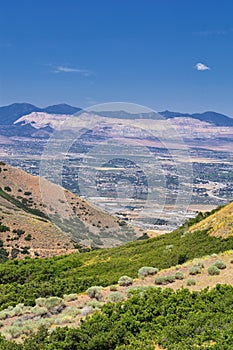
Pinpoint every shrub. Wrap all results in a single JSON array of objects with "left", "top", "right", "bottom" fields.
[
  {"left": 63, "top": 294, "right": 77, "bottom": 302},
  {"left": 193, "top": 259, "right": 205, "bottom": 268},
  {"left": 86, "top": 286, "right": 103, "bottom": 300},
  {"left": 80, "top": 306, "right": 93, "bottom": 316},
  {"left": 118, "top": 276, "right": 133, "bottom": 286},
  {"left": 0, "top": 310, "right": 8, "bottom": 320},
  {"left": 154, "top": 275, "right": 175, "bottom": 285},
  {"left": 208, "top": 265, "right": 220, "bottom": 276},
  {"left": 155, "top": 276, "right": 167, "bottom": 285},
  {"left": 35, "top": 297, "right": 64, "bottom": 311},
  {"left": 86, "top": 300, "right": 103, "bottom": 309},
  {"left": 4, "top": 186, "right": 11, "bottom": 192},
  {"left": 108, "top": 292, "right": 125, "bottom": 303},
  {"left": 138, "top": 266, "right": 159, "bottom": 278},
  {"left": 189, "top": 266, "right": 202, "bottom": 275},
  {"left": 0, "top": 224, "right": 10, "bottom": 232},
  {"left": 213, "top": 259, "right": 226, "bottom": 270},
  {"left": 109, "top": 285, "right": 118, "bottom": 291},
  {"left": 164, "top": 275, "right": 176, "bottom": 283},
  {"left": 24, "top": 191, "right": 32, "bottom": 196},
  {"left": 7, "top": 325, "right": 23, "bottom": 339},
  {"left": 187, "top": 278, "right": 196, "bottom": 286},
  {"left": 24, "top": 234, "right": 32, "bottom": 241},
  {"left": 175, "top": 272, "right": 184, "bottom": 280}
]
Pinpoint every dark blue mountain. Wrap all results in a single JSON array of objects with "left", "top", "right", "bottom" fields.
[
  {"left": 160, "top": 110, "right": 233, "bottom": 126},
  {"left": 0, "top": 103, "right": 40, "bottom": 125},
  {"left": 0, "top": 103, "right": 82, "bottom": 125},
  {"left": 43, "top": 103, "right": 81, "bottom": 115}
]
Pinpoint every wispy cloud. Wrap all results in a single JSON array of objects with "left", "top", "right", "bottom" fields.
[
  {"left": 53, "top": 65, "right": 92, "bottom": 76},
  {"left": 195, "top": 63, "right": 210, "bottom": 71},
  {"left": 196, "top": 28, "right": 233, "bottom": 36}
]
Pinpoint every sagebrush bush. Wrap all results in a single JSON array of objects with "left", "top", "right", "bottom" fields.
[
  {"left": 86, "top": 286, "right": 103, "bottom": 300},
  {"left": 35, "top": 297, "right": 64, "bottom": 311},
  {"left": 193, "top": 259, "right": 205, "bottom": 268},
  {"left": 187, "top": 278, "right": 196, "bottom": 286},
  {"left": 86, "top": 300, "right": 103, "bottom": 309},
  {"left": 154, "top": 276, "right": 167, "bottom": 285},
  {"left": 175, "top": 272, "right": 184, "bottom": 280},
  {"left": 32, "top": 306, "right": 48, "bottom": 316},
  {"left": 118, "top": 276, "right": 133, "bottom": 286},
  {"left": 63, "top": 294, "right": 77, "bottom": 302},
  {"left": 165, "top": 275, "right": 176, "bottom": 283},
  {"left": 208, "top": 265, "right": 220, "bottom": 276},
  {"left": 109, "top": 285, "right": 118, "bottom": 291},
  {"left": 7, "top": 326, "right": 22, "bottom": 339},
  {"left": 138, "top": 266, "right": 159, "bottom": 278},
  {"left": 127, "top": 286, "right": 151, "bottom": 297},
  {"left": 189, "top": 266, "right": 202, "bottom": 275},
  {"left": 213, "top": 259, "right": 226, "bottom": 270},
  {"left": 108, "top": 292, "right": 125, "bottom": 303},
  {"left": 154, "top": 275, "right": 175, "bottom": 285},
  {"left": 80, "top": 306, "right": 93, "bottom": 316},
  {"left": 54, "top": 315, "right": 73, "bottom": 325},
  {"left": 63, "top": 306, "right": 81, "bottom": 317},
  {"left": 0, "top": 310, "right": 8, "bottom": 320}
]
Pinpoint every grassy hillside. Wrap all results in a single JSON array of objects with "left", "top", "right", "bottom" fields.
[
  {"left": 1, "top": 226, "right": 233, "bottom": 310},
  {"left": 0, "top": 191, "right": 75, "bottom": 259},
  {"left": 0, "top": 162, "right": 139, "bottom": 248},
  {"left": 190, "top": 201, "right": 233, "bottom": 237}
]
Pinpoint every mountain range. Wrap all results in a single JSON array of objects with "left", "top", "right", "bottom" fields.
[{"left": 0, "top": 102, "right": 233, "bottom": 127}]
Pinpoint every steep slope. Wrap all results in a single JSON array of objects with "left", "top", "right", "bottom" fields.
[
  {"left": 0, "top": 162, "right": 138, "bottom": 248},
  {"left": 189, "top": 201, "right": 233, "bottom": 237},
  {"left": 0, "top": 195, "right": 75, "bottom": 259}
]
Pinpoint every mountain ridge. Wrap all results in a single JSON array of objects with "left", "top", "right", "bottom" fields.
[{"left": 0, "top": 102, "right": 233, "bottom": 127}]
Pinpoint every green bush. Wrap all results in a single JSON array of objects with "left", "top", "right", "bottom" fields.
[
  {"left": 35, "top": 297, "right": 64, "bottom": 311},
  {"left": 86, "top": 300, "right": 103, "bottom": 309},
  {"left": 208, "top": 265, "right": 220, "bottom": 276},
  {"left": 189, "top": 266, "right": 202, "bottom": 275},
  {"left": 138, "top": 266, "right": 158, "bottom": 278},
  {"left": 187, "top": 278, "right": 196, "bottom": 286},
  {"left": 86, "top": 286, "right": 103, "bottom": 300},
  {"left": 164, "top": 275, "right": 176, "bottom": 283},
  {"left": 154, "top": 275, "right": 175, "bottom": 285},
  {"left": 175, "top": 272, "right": 184, "bottom": 280},
  {"left": 109, "top": 285, "right": 118, "bottom": 291},
  {"left": 118, "top": 276, "right": 133, "bottom": 286},
  {"left": 63, "top": 294, "right": 77, "bottom": 302},
  {"left": 108, "top": 292, "right": 125, "bottom": 303},
  {"left": 213, "top": 259, "right": 226, "bottom": 270}
]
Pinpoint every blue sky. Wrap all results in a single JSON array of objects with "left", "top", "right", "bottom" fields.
[{"left": 1, "top": 0, "right": 233, "bottom": 115}]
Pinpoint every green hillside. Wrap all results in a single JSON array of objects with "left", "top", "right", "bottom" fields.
[{"left": 1, "top": 225, "right": 233, "bottom": 311}]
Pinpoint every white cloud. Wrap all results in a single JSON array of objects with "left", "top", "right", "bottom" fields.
[
  {"left": 195, "top": 63, "right": 210, "bottom": 71},
  {"left": 53, "top": 66, "right": 92, "bottom": 76}
]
